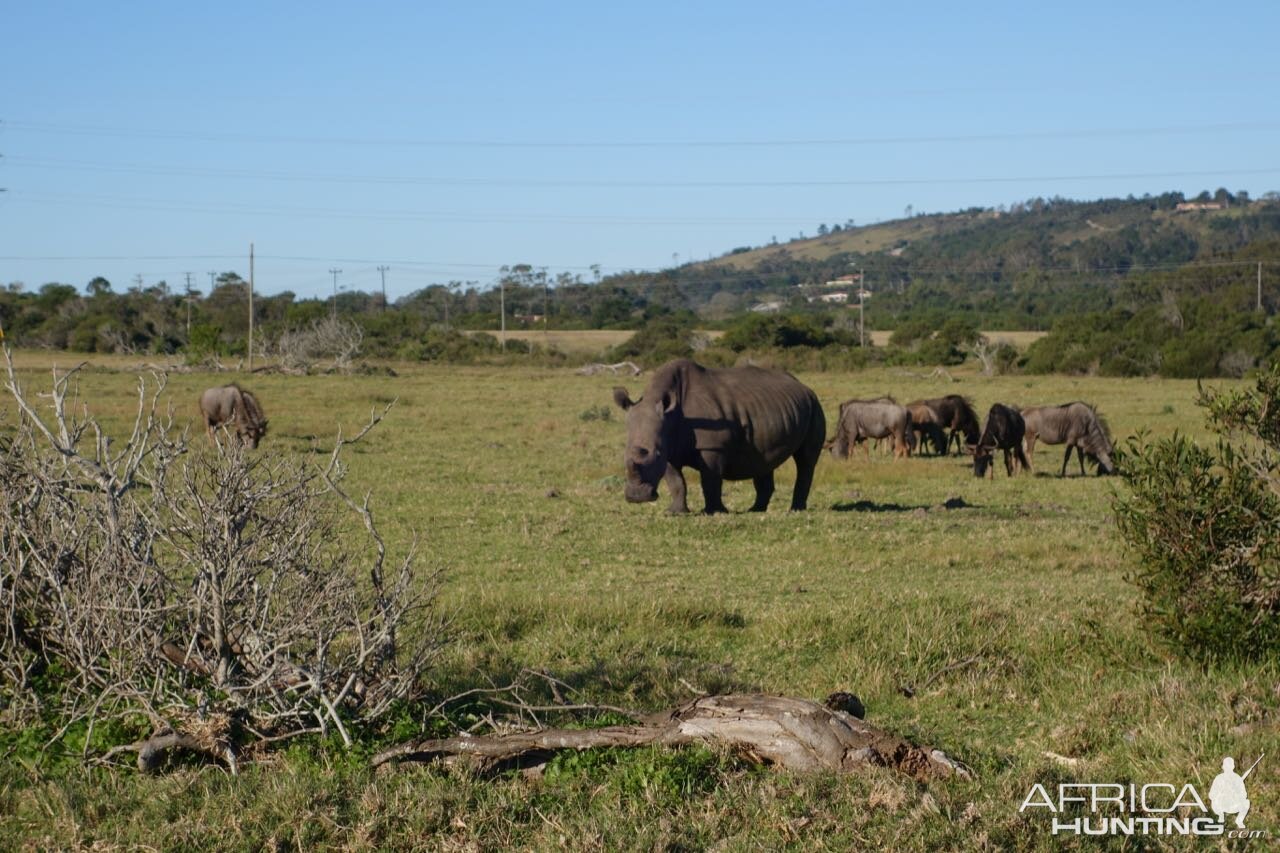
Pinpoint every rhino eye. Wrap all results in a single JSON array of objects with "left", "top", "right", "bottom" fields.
[{"left": 636, "top": 447, "right": 650, "bottom": 458}]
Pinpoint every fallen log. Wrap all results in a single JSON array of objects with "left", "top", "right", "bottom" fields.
[
  {"left": 575, "top": 361, "right": 642, "bottom": 376},
  {"left": 372, "top": 693, "right": 970, "bottom": 782}
]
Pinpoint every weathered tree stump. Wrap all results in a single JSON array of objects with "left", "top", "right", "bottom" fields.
[{"left": 372, "top": 693, "right": 970, "bottom": 782}]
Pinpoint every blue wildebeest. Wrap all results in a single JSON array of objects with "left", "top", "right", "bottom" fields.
[
  {"left": 969, "top": 403, "right": 1030, "bottom": 478},
  {"left": 1022, "top": 402, "right": 1115, "bottom": 476},
  {"left": 199, "top": 384, "right": 268, "bottom": 449},
  {"left": 829, "top": 397, "right": 914, "bottom": 460}
]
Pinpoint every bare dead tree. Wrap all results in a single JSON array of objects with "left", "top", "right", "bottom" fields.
[
  {"left": 971, "top": 336, "right": 997, "bottom": 376},
  {"left": 275, "top": 316, "right": 365, "bottom": 374},
  {"left": 0, "top": 346, "right": 442, "bottom": 773}
]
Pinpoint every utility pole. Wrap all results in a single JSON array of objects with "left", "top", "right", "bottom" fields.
[
  {"left": 133, "top": 273, "right": 144, "bottom": 291},
  {"left": 499, "top": 276, "right": 506, "bottom": 352},
  {"left": 377, "top": 265, "right": 389, "bottom": 311},
  {"left": 183, "top": 272, "right": 194, "bottom": 339},
  {"left": 247, "top": 243, "right": 255, "bottom": 372},
  {"left": 543, "top": 273, "right": 550, "bottom": 347},
  {"left": 1259, "top": 262, "right": 1264, "bottom": 312},
  {"left": 207, "top": 271, "right": 217, "bottom": 292},
  {"left": 858, "top": 267, "right": 865, "bottom": 347},
  {"left": 329, "top": 268, "right": 342, "bottom": 319}
]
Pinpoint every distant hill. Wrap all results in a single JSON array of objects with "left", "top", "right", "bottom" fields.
[{"left": 652, "top": 190, "right": 1280, "bottom": 329}]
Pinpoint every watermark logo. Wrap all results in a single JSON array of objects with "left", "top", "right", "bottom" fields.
[{"left": 1020, "top": 754, "right": 1266, "bottom": 839}]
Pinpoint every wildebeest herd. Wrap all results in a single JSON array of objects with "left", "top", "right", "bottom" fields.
[
  {"left": 610, "top": 358, "right": 1115, "bottom": 513},
  {"left": 195, "top": 357, "right": 1114, "bottom": 515}
]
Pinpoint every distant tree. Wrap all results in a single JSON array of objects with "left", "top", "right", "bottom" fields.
[
  {"left": 817, "top": 224, "right": 829, "bottom": 237},
  {"left": 86, "top": 276, "right": 112, "bottom": 297}
]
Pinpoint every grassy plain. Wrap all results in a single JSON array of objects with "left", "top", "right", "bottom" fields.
[{"left": 2, "top": 352, "right": 1277, "bottom": 850}]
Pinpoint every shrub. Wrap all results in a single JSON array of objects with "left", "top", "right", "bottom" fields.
[
  {"left": 719, "top": 313, "right": 837, "bottom": 352},
  {"left": 1113, "top": 365, "right": 1280, "bottom": 659},
  {"left": 0, "top": 350, "right": 443, "bottom": 770},
  {"left": 604, "top": 313, "right": 703, "bottom": 365}
]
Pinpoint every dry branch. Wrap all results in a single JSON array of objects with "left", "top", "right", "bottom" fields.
[
  {"left": 373, "top": 693, "right": 971, "bottom": 783},
  {"left": 1, "top": 345, "right": 442, "bottom": 769},
  {"left": 576, "top": 361, "right": 641, "bottom": 376}
]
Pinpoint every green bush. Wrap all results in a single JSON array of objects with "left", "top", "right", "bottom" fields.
[
  {"left": 604, "top": 313, "right": 702, "bottom": 365},
  {"left": 720, "top": 313, "right": 840, "bottom": 352},
  {"left": 1114, "top": 366, "right": 1280, "bottom": 659}
]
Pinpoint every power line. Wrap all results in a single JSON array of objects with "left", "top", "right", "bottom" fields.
[
  {"left": 7, "top": 118, "right": 1280, "bottom": 148},
  {"left": 9, "top": 157, "right": 1280, "bottom": 189}
]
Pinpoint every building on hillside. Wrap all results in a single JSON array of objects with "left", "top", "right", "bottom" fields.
[
  {"left": 816, "top": 292, "right": 849, "bottom": 304},
  {"left": 749, "top": 301, "right": 784, "bottom": 314},
  {"left": 1175, "top": 201, "right": 1225, "bottom": 212},
  {"left": 823, "top": 273, "right": 863, "bottom": 288}
]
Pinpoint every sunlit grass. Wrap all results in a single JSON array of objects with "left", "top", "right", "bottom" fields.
[{"left": 2, "top": 355, "right": 1275, "bottom": 850}]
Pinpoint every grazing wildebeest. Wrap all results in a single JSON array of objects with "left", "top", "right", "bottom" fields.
[
  {"left": 926, "top": 395, "right": 981, "bottom": 455},
  {"left": 611, "top": 359, "right": 825, "bottom": 514},
  {"left": 1022, "top": 402, "right": 1115, "bottom": 476},
  {"left": 199, "top": 384, "right": 268, "bottom": 449},
  {"left": 969, "top": 403, "right": 1030, "bottom": 478},
  {"left": 904, "top": 400, "right": 949, "bottom": 456},
  {"left": 829, "top": 398, "right": 914, "bottom": 460}
]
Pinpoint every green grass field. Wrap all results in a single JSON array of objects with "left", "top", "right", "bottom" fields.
[{"left": 2, "top": 354, "right": 1277, "bottom": 850}]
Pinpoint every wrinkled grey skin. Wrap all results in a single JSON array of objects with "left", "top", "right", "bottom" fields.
[
  {"left": 969, "top": 403, "right": 1029, "bottom": 478},
  {"left": 830, "top": 398, "right": 914, "bottom": 460},
  {"left": 199, "top": 384, "right": 268, "bottom": 448},
  {"left": 612, "top": 359, "right": 826, "bottom": 514},
  {"left": 1022, "top": 402, "right": 1114, "bottom": 476}
]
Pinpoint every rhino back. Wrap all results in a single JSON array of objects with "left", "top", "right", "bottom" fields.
[{"left": 650, "top": 360, "right": 822, "bottom": 472}]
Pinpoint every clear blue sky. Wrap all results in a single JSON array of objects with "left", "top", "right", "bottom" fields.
[{"left": 3, "top": 1, "right": 1278, "bottom": 300}]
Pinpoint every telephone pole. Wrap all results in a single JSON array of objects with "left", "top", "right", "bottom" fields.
[
  {"left": 377, "top": 265, "right": 389, "bottom": 311},
  {"left": 183, "top": 272, "right": 194, "bottom": 339},
  {"left": 247, "top": 243, "right": 255, "bottom": 372},
  {"left": 329, "top": 268, "right": 342, "bottom": 319},
  {"left": 499, "top": 276, "right": 506, "bottom": 352},
  {"left": 858, "top": 267, "right": 865, "bottom": 347}
]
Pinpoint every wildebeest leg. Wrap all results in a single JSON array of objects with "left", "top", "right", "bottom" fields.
[
  {"left": 1061, "top": 445, "right": 1073, "bottom": 477},
  {"left": 1077, "top": 446, "right": 1086, "bottom": 477},
  {"left": 1004, "top": 448, "right": 1015, "bottom": 477},
  {"left": 1016, "top": 444, "right": 1032, "bottom": 475},
  {"left": 1024, "top": 433, "right": 1037, "bottom": 457},
  {"left": 748, "top": 473, "right": 774, "bottom": 512},
  {"left": 663, "top": 465, "right": 690, "bottom": 515}
]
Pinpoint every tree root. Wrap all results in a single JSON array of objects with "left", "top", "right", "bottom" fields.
[
  {"left": 373, "top": 693, "right": 971, "bottom": 782},
  {"left": 103, "top": 731, "right": 238, "bottom": 775}
]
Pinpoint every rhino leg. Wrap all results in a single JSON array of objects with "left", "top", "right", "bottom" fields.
[
  {"left": 698, "top": 472, "right": 728, "bottom": 514},
  {"left": 790, "top": 460, "right": 816, "bottom": 512},
  {"left": 748, "top": 473, "right": 774, "bottom": 512},
  {"left": 663, "top": 465, "right": 690, "bottom": 515}
]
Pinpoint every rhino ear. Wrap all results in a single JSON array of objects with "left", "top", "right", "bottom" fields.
[
  {"left": 659, "top": 392, "right": 677, "bottom": 414},
  {"left": 612, "top": 387, "right": 634, "bottom": 411}
]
